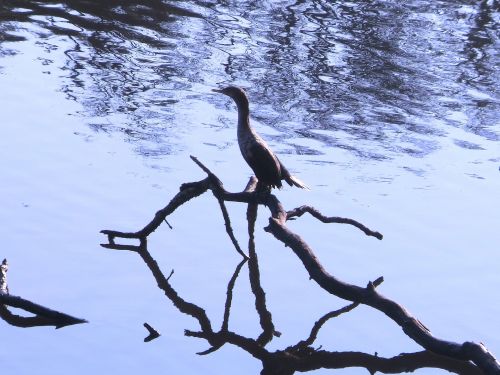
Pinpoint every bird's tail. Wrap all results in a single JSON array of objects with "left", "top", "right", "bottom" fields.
[
  {"left": 279, "top": 159, "right": 310, "bottom": 190},
  {"left": 285, "top": 175, "right": 310, "bottom": 190}
]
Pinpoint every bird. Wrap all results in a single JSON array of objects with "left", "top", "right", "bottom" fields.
[{"left": 212, "top": 86, "right": 308, "bottom": 190}]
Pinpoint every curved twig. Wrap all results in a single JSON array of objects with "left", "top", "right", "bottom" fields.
[
  {"left": 294, "top": 279, "right": 383, "bottom": 349},
  {"left": 213, "top": 190, "right": 248, "bottom": 259},
  {"left": 287, "top": 205, "right": 383, "bottom": 240},
  {"left": 295, "top": 302, "right": 359, "bottom": 349}
]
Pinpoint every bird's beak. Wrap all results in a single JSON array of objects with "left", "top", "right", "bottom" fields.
[{"left": 212, "top": 88, "right": 223, "bottom": 93}]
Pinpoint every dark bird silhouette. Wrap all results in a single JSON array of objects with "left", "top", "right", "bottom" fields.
[{"left": 213, "top": 86, "right": 308, "bottom": 190}]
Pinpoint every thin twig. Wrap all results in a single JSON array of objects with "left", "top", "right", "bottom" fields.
[
  {"left": 214, "top": 196, "right": 248, "bottom": 259},
  {"left": 286, "top": 205, "right": 383, "bottom": 240},
  {"left": 295, "top": 302, "right": 360, "bottom": 349}
]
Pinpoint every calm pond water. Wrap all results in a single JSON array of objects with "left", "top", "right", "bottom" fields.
[{"left": 1, "top": 1, "right": 499, "bottom": 374}]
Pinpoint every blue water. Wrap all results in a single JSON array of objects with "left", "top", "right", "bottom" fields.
[{"left": 0, "top": 1, "right": 499, "bottom": 374}]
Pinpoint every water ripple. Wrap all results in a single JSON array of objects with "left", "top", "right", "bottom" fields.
[{"left": 1, "top": 0, "right": 498, "bottom": 161}]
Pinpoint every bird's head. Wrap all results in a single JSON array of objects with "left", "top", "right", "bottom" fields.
[{"left": 212, "top": 86, "right": 249, "bottom": 106}]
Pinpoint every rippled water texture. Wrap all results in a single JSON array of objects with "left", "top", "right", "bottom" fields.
[
  {"left": 1, "top": 1, "right": 499, "bottom": 374},
  {"left": 2, "top": 1, "right": 498, "bottom": 158}
]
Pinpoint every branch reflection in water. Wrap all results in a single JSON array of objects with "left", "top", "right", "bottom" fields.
[
  {"left": 102, "top": 215, "right": 480, "bottom": 375},
  {"left": 101, "top": 158, "right": 486, "bottom": 375}
]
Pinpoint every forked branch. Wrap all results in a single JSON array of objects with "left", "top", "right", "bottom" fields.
[{"left": 100, "top": 157, "right": 498, "bottom": 374}]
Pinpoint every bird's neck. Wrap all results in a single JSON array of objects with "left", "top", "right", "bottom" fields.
[{"left": 236, "top": 99, "right": 252, "bottom": 133}]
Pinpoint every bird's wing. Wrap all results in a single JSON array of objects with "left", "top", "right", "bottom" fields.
[{"left": 245, "top": 142, "right": 283, "bottom": 188}]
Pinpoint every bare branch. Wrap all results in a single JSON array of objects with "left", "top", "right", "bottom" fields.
[
  {"left": 265, "top": 216, "right": 499, "bottom": 373},
  {"left": 213, "top": 194, "right": 248, "bottom": 259},
  {"left": 295, "top": 302, "right": 360, "bottom": 349},
  {"left": 190, "top": 155, "right": 221, "bottom": 184},
  {"left": 101, "top": 158, "right": 498, "bottom": 374},
  {"left": 197, "top": 344, "right": 224, "bottom": 356},
  {"left": 287, "top": 350, "right": 483, "bottom": 375},
  {"left": 287, "top": 205, "right": 383, "bottom": 240},
  {"left": 0, "top": 297, "right": 87, "bottom": 328},
  {"left": 0, "top": 259, "right": 87, "bottom": 329},
  {"left": 101, "top": 177, "right": 211, "bottom": 241},
  {"left": 100, "top": 243, "right": 142, "bottom": 252}
]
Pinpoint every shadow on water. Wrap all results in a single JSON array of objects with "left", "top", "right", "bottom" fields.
[{"left": 0, "top": 0, "right": 498, "bottom": 160}]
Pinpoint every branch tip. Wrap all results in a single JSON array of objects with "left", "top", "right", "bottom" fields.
[
  {"left": 197, "top": 344, "right": 224, "bottom": 355},
  {"left": 367, "top": 277, "right": 383, "bottom": 290},
  {"left": 373, "top": 276, "right": 384, "bottom": 287},
  {"left": 164, "top": 219, "right": 173, "bottom": 229},
  {"left": 167, "top": 269, "right": 174, "bottom": 281}
]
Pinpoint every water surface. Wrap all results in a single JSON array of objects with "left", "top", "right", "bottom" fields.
[{"left": 0, "top": 1, "right": 499, "bottom": 374}]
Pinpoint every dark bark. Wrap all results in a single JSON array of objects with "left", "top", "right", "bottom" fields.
[{"left": 100, "top": 157, "right": 499, "bottom": 374}]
